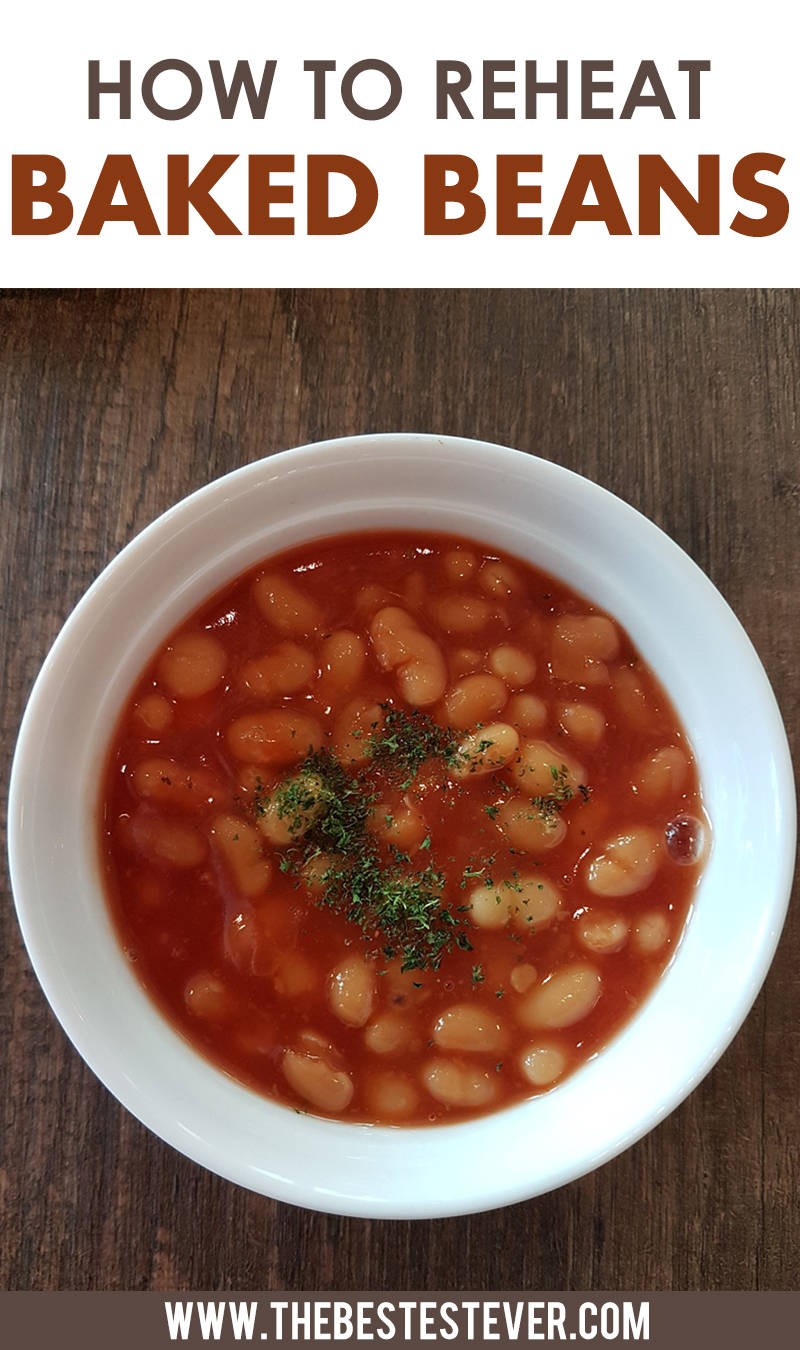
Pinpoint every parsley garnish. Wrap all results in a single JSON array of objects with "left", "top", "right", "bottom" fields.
[
  {"left": 525, "top": 763, "right": 576, "bottom": 822},
  {"left": 256, "top": 751, "right": 474, "bottom": 973},
  {"left": 368, "top": 703, "right": 460, "bottom": 781}
]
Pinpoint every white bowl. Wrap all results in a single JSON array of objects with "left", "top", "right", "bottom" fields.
[{"left": 8, "top": 435, "right": 795, "bottom": 1218}]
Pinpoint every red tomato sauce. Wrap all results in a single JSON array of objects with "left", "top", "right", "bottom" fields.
[{"left": 99, "top": 532, "right": 707, "bottom": 1124}]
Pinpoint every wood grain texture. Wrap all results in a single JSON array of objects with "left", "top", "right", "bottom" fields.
[{"left": 0, "top": 290, "right": 797, "bottom": 1292}]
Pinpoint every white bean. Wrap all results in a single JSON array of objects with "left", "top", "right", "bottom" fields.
[
  {"left": 364, "top": 1012, "right": 412, "bottom": 1055},
  {"left": 508, "top": 739, "right": 585, "bottom": 797},
  {"left": 282, "top": 1050, "right": 354, "bottom": 1112},
  {"left": 478, "top": 560, "right": 520, "bottom": 597},
  {"left": 494, "top": 798, "right": 567, "bottom": 852},
  {"left": 158, "top": 632, "right": 227, "bottom": 699},
  {"left": 130, "top": 812, "right": 206, "bottom": 868},
  {"left": 453, "top": 723, "right": 519, "bottom": 778},
  {"left": 369, "top": 604, "right": 423, "bottom": 666},
  {"left": 134, "top": 693, "right": 173, "bottom": 734},
  {"left": 510, "top": 963, "right": 538, "bottom": 994},
  {"left": 422, "top": 1059, "right": 497, "bottom": 1109},
  {"left": 469, "top": 876, "right": 560, "bottom": 931},
  {"left": 520, "top": 1042, "right": 567, "bottom": 1087},
  {"left": 432, "top": 593, "right": 492, "bottom": 634},
  {"left": 403, "top": 570, "right": 427, "bottom": 609},
  {"left": 355, "top": 583, "right": 395, "bottom": 617},
  {"left": 632, "top": 746, "right": 689, "bottom": 803},
  {"left": 559, "top": 702, "right": 605, "bottom": 748},
  {"left": 433, "top": 1003, "right": 507, "bottom": 1053},
  {"left": 442, "top": 548, "right": 477, "bottom": 583},
  {"left": 332, "top": 698, "right": 384, "bottom": 765},
  {"left": 225, "top": 908, "right": 260, "bottom": 973},
  {"left": 518, "top": 965, "right": 601, "bottom": 1029},
  {"left": 577, "top": 911, "right": 629, "bottom": 954},
  {"left": 226, "top": 710, "right": 323, "bottom": 764},
  {"left": 328, "top": 956, "right": 376, "bottom": 1028},
  {"left": 302, "top": 851, "right": 337, "bottom": 896},
  {"left": 257, "top": 772, "right": 325, "bottom": 846},
  {"left": 132, "top": 757, "right": 220, "bottom": 810},
  {"left": 633, "top": 911, "right": 670, "bottom": 953},
  {"left": 211, "top": 814, "right": 272, "bottom": 896},
  {"left": 370, "top": 607, "right": 447, "bottom": 707},
  {"left": 319, "top": 630, "right": 366, "bottom": 696},
  {"left": 254, "top": 573, "right": 321, "bottom": 635},
  {"left": 382, "top": 960, "right": 432, "bottom": 1007},
  {"left": 366, "top": 1071, "right": 419, "bottom": 1118},
  {"left": 586, "top": 826, "right": 663, "bottom": 898},
  {"left": 467, "top": 881, "right": 513, "bottom": 930},
  {"left": 184, "top": 973, "right": 232, "bottom": 1020},
  {"left": 401, "top": 651, "right": 448, "bottom": 706},
  {"left": 505, "top": 692, "right": 547, "bottom": 733},
  {"left": 489, "top": 645, "right": 536, "bottom": 688},
  {"left": 225, "top": 899, "right": 296, "bottom": 976},
  {"left": 612, "top": 666, "right": 651, "bottom": 728},
  {"left": 510, "top": 877, "right": 562, "bottom": 931},
  {"left": 299, "top": 1028, "right": 334, "bottom": 1054},
  {"left": 449, "top": 647, "right": 484, "bottom": 679},
  {"left": 271, "top": 952, "right": 317, "bottom": 997},
  {"left": 445, "top": 674, "right": 508, "bottom": 729},
  {"left": 369, "top": 800, "right": 428, "bottom": 851},
  {"left": 551, "top": 615, "right": 619, "bottom": 686},
  {"left": 241, "top": 642, "right": 316, "bottom": 699}
]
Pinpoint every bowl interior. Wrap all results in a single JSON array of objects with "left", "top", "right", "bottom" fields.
[{"left": 8, "top": 434, "right": 795, "bottom": 1217}]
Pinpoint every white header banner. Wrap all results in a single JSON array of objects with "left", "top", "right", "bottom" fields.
[{"left": 2, "top": 0, "right": 797, "bottom": 285}]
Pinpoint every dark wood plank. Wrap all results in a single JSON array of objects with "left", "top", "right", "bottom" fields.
[{"left": 1, "top": 290, "right": 797, "bottom": 1292}]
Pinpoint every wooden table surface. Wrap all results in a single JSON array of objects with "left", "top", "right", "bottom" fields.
[{"left": 1, "top": 290, "right": 798, "bottom": 1292}]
